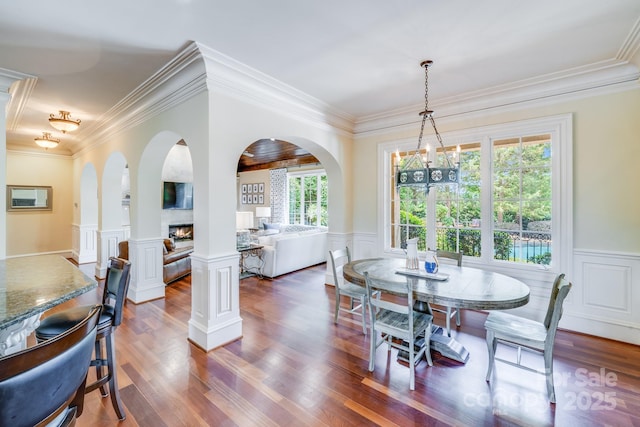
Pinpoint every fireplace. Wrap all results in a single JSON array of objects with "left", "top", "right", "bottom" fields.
[{"left": 168, "top": 223, "right": 193, "bottom": 241}]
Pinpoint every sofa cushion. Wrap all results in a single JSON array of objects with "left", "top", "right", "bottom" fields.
[{"left": 163, "top": 245, "right": 193, "bottom": 264}]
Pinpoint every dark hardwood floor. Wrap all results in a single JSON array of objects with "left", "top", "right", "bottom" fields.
[{"left": 41, "top": 263, "right": 640, "bottom": 426}]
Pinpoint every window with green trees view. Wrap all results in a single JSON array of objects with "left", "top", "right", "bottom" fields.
[
  {"left": 386, "top": 115, "right": 572, "bottom": 271},
  {"left": 288, "top": 171, "right": 328, "bottom": 226}
]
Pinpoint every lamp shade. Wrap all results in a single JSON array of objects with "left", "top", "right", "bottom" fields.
[
  {"left": 255, "top": 207, "right": 271, "bottom": 218},
  {"left": 236, "top": 211, "right": 254, "bottom": 230}
]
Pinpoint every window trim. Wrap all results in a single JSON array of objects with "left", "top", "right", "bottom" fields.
[{"left": 379, "top": 114, "right": 573, "bottom": 279}]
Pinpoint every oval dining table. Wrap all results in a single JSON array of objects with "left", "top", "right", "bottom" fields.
[{"left": 343, "top": 257, "right": 531, "bottom": 363}]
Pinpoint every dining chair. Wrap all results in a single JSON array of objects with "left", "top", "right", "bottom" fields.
[
  {"left": 329, "top": 247, "right": 369, "bottom": 334},
  {"left": 36, "top": 257, "right": 132, "bottom": 420},
  {"left": 428, "top": 249, "right": 462, "bottom": 336},
  {"left": 484, "top": 273, "right": 572, "bottom": 403},
  {"left": 364, "top": 272, "right": 433, "bottom": 390},
  {"left": 0, "top": 305, "right": 101, "bottom": 427}
]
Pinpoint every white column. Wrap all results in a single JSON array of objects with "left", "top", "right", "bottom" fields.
[
  {"left": 95, "top": 228, "right": 126, "bottom": 278},
  {"left": 72, "top": 223, "right": 98, "bottom": 264},
  {"left": 126, "top": 237, "right": 166, "bottom": 303},
  {"left": 188, "top": 252, "right": 242, "bottom": 351}
]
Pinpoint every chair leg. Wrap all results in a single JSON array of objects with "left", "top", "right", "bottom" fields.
[
  {"left": 368, "top": 329, "right": 376, "bottom": 372},
  {"left": 106, "top": 332, "right": 126, "bottom": 420},
  {"left": 360, "top": 295, "right": 367, "bottom": 335},
  {"left": 485, "top": 330, "right": 497, "bottom": 381},
  {"left": 334, "top": 292, "right": 340, "bottom": 324},
  {"left": 544, "top": 348, "right": 556, "bottom": 403},
  {"left": 424, "top": 324, "right": 433, "bottom": 367},
  {"left": 94, "top": 338, "right": 108, "bottom": 397},
  {"left": 455, "top": 308, "right": 461, "bottom": 326},
  {"left": 445, "top": 307, "right": 452, "bottom": 337},
  {"left": 408, "top": 337, "right": 415, "bottom": 391}
]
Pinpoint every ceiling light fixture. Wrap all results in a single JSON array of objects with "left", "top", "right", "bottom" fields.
[
  {"left": 396, "top": 60, "right": 459, "bottom": 192},
  {"left": 48, "top": 110, "right": 81, "bottom": 133},
  {"left": 34, "top": 132, "right": 60, "bottom": 149}
]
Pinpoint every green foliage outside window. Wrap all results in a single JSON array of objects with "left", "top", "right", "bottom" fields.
[{"left": 394, "top": 134, "right": 552, "bottom": 265}]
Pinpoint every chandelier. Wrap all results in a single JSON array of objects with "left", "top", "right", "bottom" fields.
[
  {"left": 396, "top": 60, "right": 459, "bottom": 191},
  {"left": 48, "top": 110, "right": 81, "bottom": 133},
  {"left": 34, "top": 132, "right": 60, "bottom": 149}
]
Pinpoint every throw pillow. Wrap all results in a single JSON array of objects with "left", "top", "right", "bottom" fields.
[{"left": 164, "top": 238, "right": 175, "bottom": 252}]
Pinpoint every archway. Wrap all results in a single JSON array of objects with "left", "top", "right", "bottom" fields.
[
  {"left": 127, "top": 130, "right": 186, "bottom": 303},
  {"left": 94, "top": 152, "right": 129, "bottom": 278}
]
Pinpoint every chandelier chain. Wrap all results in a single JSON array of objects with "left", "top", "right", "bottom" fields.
[{"left": 414, "top": 63, "right": 430, "bottom": 154}]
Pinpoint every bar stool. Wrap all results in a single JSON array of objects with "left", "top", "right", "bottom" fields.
[
  {"left": 0, "top": 305, "right": 101, "bottom": 427},
  {"left": 35, "top": 257, "right": 132, "bottom": 420}
]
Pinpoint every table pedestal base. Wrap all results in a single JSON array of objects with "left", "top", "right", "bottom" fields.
[
  {"left": 429, "top": 328, "right": 470, "bottom": 363},
  {"left": 398, "top": 325, "right": 470, "bottom": 365}
]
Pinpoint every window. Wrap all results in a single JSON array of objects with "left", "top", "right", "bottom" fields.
[
  {"left": 287, "top": 171, "right": 327, "bottom": 226},
  {"left": 383, "top": 114, "right": 572, "bottom": 274}
]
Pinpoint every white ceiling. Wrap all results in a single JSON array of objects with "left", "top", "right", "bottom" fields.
[{"left": 1, "top": 0, "right": 639, "bottom": 155}]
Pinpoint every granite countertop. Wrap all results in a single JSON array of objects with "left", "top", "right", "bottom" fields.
[{"left": 0, "top": 255, "right": 98, "bottom": 329}]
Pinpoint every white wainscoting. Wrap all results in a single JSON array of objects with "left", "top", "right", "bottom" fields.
[
  {"left": 326, "top": 232, "right": 380, "bottom": 285},
  {"left": 71, "top": 223, "right": 97, "bottom": 265},
  {"left": 564, "top": 249, "right": 640, "bottom": 345}
]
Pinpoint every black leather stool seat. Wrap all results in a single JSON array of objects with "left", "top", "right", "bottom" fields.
[{"left": 36, "top": 305, "right": 113, "bottom": 341}]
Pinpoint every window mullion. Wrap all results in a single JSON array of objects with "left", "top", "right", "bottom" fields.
[{"left": 481, "top": 135, "right": 493, "bottom": 263}]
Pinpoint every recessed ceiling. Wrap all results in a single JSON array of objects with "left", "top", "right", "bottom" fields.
[
  {"left": 238, "top": 139, "right": 319, "bottom": 172},
  {"left": 1, "top": 1, "right": 639, "bottom": 155}
]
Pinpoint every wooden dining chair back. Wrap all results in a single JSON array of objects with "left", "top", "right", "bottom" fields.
[
  {"left": 329, "top": 247, "right": 368, "bottom": 334},
  {"left": 36, "top": 257, "right": 132, "bottom": 420},
  {"left": 0, "top": 305, "right": 101, "bottom": 427},
  {"left": 364, "top": 272, "right": 433, "bottom": 390},
  {"left": 428, "top": 249, "right": 462, "bottom": 336},
  {"left": 484, "top": 273, "right": 572, "bottom": 403}
]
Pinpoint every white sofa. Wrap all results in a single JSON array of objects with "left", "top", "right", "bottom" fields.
[{"left": 257, "top": 227, "right": 328, "bottom": 278}]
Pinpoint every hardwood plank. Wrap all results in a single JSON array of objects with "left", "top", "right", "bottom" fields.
[{"left": 34, "top": 263, "right": 640, "bottom": 427}]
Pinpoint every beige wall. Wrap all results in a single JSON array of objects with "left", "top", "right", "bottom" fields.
[
  {"left": 237, "top": 169, "right": 271, "bottom": 216},
  {"left": 353, "top": 88, "right": 640, "bottom": 254},
  {"left": 6, "top": 151, "right": 73, "bottom": 256}
]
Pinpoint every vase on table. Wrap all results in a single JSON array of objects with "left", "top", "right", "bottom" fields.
[
  {"left": 405, "top": 238, "right": 420, "bottom": 270},
  {"left": 424, "top": 249, "right": 439, "bottom": 274}
]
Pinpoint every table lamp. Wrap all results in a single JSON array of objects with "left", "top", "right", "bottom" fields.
[
  {"left": 236, "top": 211, "right": 254, "bottom": 248},
  {"left": 255, "top": 206, "right": 271, "bottom": 229}
]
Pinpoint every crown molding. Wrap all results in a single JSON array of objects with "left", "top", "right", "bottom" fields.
[
  {"left": 1, "top": 68, "right": 36, "bottom": 132},
  {"left": 354, "top": 60, "right": 640, "bottom": 136},
  {"left": 0, "top": 67, "right": 33, "bottom": 91},
  {"left": 73, "top": 42, "right": 209, "bottom": 157},
  {"left": 618, "top": 16, "right": 640, "bottom": 63},
  {"left": 197, "top": 42, "right": 354, "bottom": 136},
  {"left": 73, "top": 41, "right": 355, "bottom": 158},
  {"left": 6, "top": 147, "right": 73, "bottom": 159}
]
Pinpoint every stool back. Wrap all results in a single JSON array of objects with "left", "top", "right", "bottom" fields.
[
  {"left": 103, "top": 257, "right": 132, "bottom": 327},
  {"left": 0, "top": 305, "right": 101, "bottom": 427}
]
